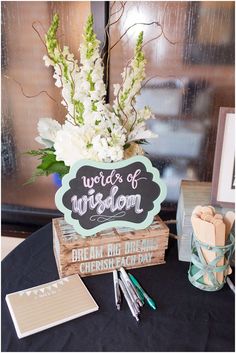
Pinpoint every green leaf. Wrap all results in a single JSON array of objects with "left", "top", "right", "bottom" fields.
[
  {"left": 24, "top": 147, "right": 55, "bottom": 157},
  {"left": 24, "top": 149, "right": 45, "bottom": 156},
  {"left": 135, "top": 139, "right": 148, "bottom": 145},
  {"left": 23, "top": 169, "right": 46, "bottom": 185},
  {"left": 43, "top": 148, "right": 55, "bottom": 154},
  {"left": 25, "top": 156, "right": 69, "bottom": 184},
  {"left": 46, "top": 161, "right": 69, "bottom": 177},
  {"left": 124, "top": 143, "right": 131, "bottom": 150},
  {"left": 35, "top": 152, "right": 69, "bottom": 177},
  {"left": 37, "top": 153, "right": 56, "bottom": 171}
]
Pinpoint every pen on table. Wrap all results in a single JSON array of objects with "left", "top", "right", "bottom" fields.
[
  {"left": 129, "top": 273, "right": 157, "bottom": 310},
  {"left": 113, "top": 270, "right": 121, "bottom": 310},
  {"left": 118, "top": 279, "right": 139, "bottom": 322},
  {"left": 120, "top": 272, "right": 140, "bottom": 314},
  {"left": 120, "top": 267, "right": 143, "bottom": 307},
  {"left": 136, "top": 286, "right": 145, "bottom": 304},
  {"left": 227, "top": 277, "right": 235, "bottom": 293}
]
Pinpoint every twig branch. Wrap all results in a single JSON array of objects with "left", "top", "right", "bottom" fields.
[
  {"left": 141, "top": 74, "right": 186, "bottom": 97},
  {"left": 164, "top": 220, "right": 177, "bottom": 224},
  {"left": 101, "top": 2, "right": 126, "bottom": 55},
  {"left": 169, "top": 233, "right": 181, "bottom": 240},
  {"left": 110, "top": 1, "right": 126, "bottom": 20},
  {"left": 112, "top": 19, "right": 176, "bottom": 122},
  {"left": 109, "top": 1, "right": 116, "bottom": 14},
  {"left": 4, "top": 75, "right": 59, "bottom": 108},
  {"left": 109, "top": 21, "right": 176, "bottom": 52},
  {"left": 102, "top": 2, "right": 127, "bottom": 90},
  {"left": 32, "top": 21, "right": 47, "bottom": 50}
]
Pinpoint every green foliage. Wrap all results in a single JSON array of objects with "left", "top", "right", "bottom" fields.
[
  {"left": 25, "top": 148, "right": 55, "bottom": 156},
  {"left": 73, "top": 100, "right": 85, "bottom": 124},
  {"left": 84, "top": 15, "right": 96, "bottom": 42},
  {"left": 45, "top": 14, "right": 69, "bottom": 81},
  {"left": 117, "top": 32, "right": 146, "bottom": 113},
  {"left": 92, "top": 101, "right": 98, "bottom": 112},
  {"left": 45, "top": 13, "right": 86, "bottom": 124},
  {"left": 119, "top": 86, "right": 132, "bottom": 110},
  {"left": 87, "top": 70, "right": 95, "bottom": 91},
  {"left": 83, "top": 14, "right": 97, "bottom": 59},
  {"left": 135, "top": 31, "right": 145, "bottom": 66},
  {"left": 124, "top": 143, "right": 131, "bottom": 150},
  {"left": 23, "top": 169, "right": 46, "bottom": 185},
  {"left": 25, "top": 148, "right": 69, "bottom": 183},
  {"left": 45, "top": 13, "right": 59, "bottom": 61}
]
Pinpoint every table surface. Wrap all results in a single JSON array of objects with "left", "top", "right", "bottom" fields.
[{"left": 1, "top": 223, "right": 235, "bottom": 352}]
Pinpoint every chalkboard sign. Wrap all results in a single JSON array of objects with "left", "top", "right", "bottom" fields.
[{"left": 55, "top": 156, "right": 167, "bottom": 237}]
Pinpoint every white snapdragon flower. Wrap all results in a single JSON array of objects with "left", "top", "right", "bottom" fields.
[
  {"left": 77, "top": 20, "right": 106, "bottom": 114},
  {"left": 53, "top": 69, "right": 62, "bottom": 88},
  {"left": 67, "top": 103, "right": 75, "bottom": 118},
  {"left": 82, "top": 97, "right": 93, "bottom": 116},
  {"left": 61, "top": 83, "right": 71, "bottom": 104},
  {"left": 110, "top": 129, "right": 126, "bottom": 147},
  {"left": 91, "top": 135, "right": 124, "bottom": 162},
  {"left": 54, "top": 64, "right": 61, "bottom": 76},
  {"left": 80, "top": 80, "right": 91, "bottom": 92},
  {"left": 43, "top": 55, "right": 54, "bottom": 67},
  {"left": 139, "top": 107, "right": 153, "bottom": 120},
  {"left": 109, "top": 146, "right": 124, "bottom": 161},
  {"left": 113, "top": 32, "right": 148, "bottom": 136},
  {"left": 91, "top": 69, "right": 102, "bottom": 82},
  {"left": 89, "top": 92, "right": 97, "bottom": 101},
  {"left": 35, "top": 118, "right": 61, "bottom": 148},
  {"left": 95, "top": 80, "right": 106, "bottom": 94},
  {"left": 127, "top": 126, "right": 157, "bottom": 143}
]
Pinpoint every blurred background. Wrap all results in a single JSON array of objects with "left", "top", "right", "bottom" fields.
[{"left": 1, "top": 1, "right": 235, "bottom": 237}]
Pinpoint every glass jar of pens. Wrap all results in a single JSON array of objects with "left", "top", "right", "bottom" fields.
[
  {"left": 188, "top": 206, "right": 235, "bottom": 291},
  {"left": 113, "top": 267, "right": 157, "bottom": 322}
]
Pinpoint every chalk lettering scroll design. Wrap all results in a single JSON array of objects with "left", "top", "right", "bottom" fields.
[{"left": 55, "top": 156, "right": 167, "bottom": 237}]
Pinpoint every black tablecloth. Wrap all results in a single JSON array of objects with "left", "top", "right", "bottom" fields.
[{"left": 1, "top": 223, "right": 235, "bottom": 352}]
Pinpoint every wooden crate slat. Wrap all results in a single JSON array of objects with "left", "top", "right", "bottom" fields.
[{"left": 53, "top": 216, "right": 169, "bottom": 278}]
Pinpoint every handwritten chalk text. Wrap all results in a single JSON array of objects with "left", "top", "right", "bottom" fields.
[{"left": 71, "top": 185, "right": 143, "bottom": 216}]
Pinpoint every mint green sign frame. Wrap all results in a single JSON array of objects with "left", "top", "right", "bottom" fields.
[{"left": 55, "top": 156, "right": 167, "bottom": 237}]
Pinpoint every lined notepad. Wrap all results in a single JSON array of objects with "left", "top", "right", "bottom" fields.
[{"left": 6, "top": 274, "right": 99, "bottom": 339}]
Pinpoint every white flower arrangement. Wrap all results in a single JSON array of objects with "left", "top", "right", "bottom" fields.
[{"left": 27, "top": 14, "right": 156, "bottom": 181}]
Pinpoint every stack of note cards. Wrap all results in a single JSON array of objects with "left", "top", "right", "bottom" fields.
[{"left": 6, "top": 274, "right": 99, "bottom": 339}]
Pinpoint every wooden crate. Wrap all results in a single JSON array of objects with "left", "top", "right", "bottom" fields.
[{"left": 53, "top": 216, "right": 169, "bottom": 278}]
